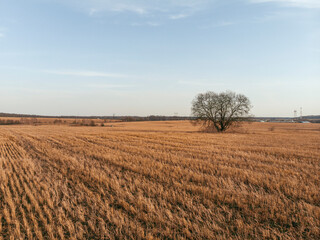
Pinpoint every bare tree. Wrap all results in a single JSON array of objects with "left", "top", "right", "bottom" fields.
[{"left": 191, "top": 90, "right": 252, "bottom": 132}]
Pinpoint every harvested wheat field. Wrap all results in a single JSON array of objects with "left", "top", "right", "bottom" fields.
[{"left": 0, "top": 121, "right": 319, "bottom": 239}]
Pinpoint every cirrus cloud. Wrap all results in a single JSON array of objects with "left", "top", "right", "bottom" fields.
[
  {"left": 56, "top": 0, "right": 212, "bottom": 18},
  {"left": 249, "top": 0, "right": 320, "bottom": 8}
]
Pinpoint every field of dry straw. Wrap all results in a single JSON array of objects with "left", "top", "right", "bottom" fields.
[{"left": 0, "top": 121, "right": 319, "bottom": 239}]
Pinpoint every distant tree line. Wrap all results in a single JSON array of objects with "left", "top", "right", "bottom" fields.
[
  {"left": 0, "top": 119, "right": 21, "bottom": 125},
  {"left": 121, "top": 116, "right": 194, "bottom": 122},
  {"left": 0, "top": 113, "right": 194, "bottom": 122}
]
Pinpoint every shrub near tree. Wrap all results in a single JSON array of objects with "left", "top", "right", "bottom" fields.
[{"left": 191, "top": 90, "right": 252, "bottom": 132}]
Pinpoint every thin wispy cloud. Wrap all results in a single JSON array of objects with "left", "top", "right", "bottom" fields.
[
  {"left": 0, "top": 33, "right": 4, "bottom": 38},
  {"left": 59, "top": 0, "right": 320, "bottom": 20},
  {"left": 110, "top": 4, "right": 147, "bottom": 15},
  {"left": 58, "top": 0, "right": 211, "bottom": 18},
  {"left": 169, "top": 13, "right": 191, "bottom": 20},
  {"left": 44, "top": 70, "right": 128, "bottom": 78},
  {"left": 60, "top": 0, "right": 149, "bottom": 15},
  {"left": 249, "top": 0, "right": 320, "bottom": 8}
]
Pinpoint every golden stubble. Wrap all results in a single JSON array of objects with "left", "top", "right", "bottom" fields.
[{"left": 0, "top": 121, "right": 319, "bottom": 239}]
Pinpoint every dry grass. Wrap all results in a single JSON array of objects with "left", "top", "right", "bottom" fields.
[
  {"left": 0, "top": 117, "right": 119, "bottom": 126},
  {"left": 0, "top": 121, "right": 319, "bottom": 239}
]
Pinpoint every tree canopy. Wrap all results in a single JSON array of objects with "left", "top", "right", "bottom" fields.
[{"left": 191, "top": 91, "right": 252, "bottom": 132}]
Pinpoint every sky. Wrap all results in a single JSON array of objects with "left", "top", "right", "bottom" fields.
[{"left": 0, "top": 0, "right": 319, "bottom": 117}]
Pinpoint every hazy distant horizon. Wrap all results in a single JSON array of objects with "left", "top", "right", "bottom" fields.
[
  {"left": 1, "top": 0, "right": 319, "bottom": 117},
  {"left": 1, "top": 111, "right": 319, "bottom": 119}
]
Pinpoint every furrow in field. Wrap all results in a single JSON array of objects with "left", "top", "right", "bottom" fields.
[
  {"left": 1, "top": 124, "right": 319, "bottom": 239},
  {"left": 13, "top": 134, "right": 150, "bottom": 239},
  {"left": 22, "top": 138, "right": 224, "bottom": 238},
  {"left": 16, "top": 134, "right": 221, "bottom": 237},
  {"left": 65, "top": 133, "right": 319, "bottom": 181},
  {"left": 47, "top": 133, "right": 320, "bottom": 206},
  {"left": 19, "top": 132, "right": 320, "bottom": 238}
]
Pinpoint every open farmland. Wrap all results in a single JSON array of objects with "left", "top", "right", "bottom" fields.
[{"left": 0, "top": 121, "right": 319, "bottom": 239}]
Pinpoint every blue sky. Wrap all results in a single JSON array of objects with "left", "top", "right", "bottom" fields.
[{"left": 0, "top": 0, "right": 319, "bottom": 117}]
